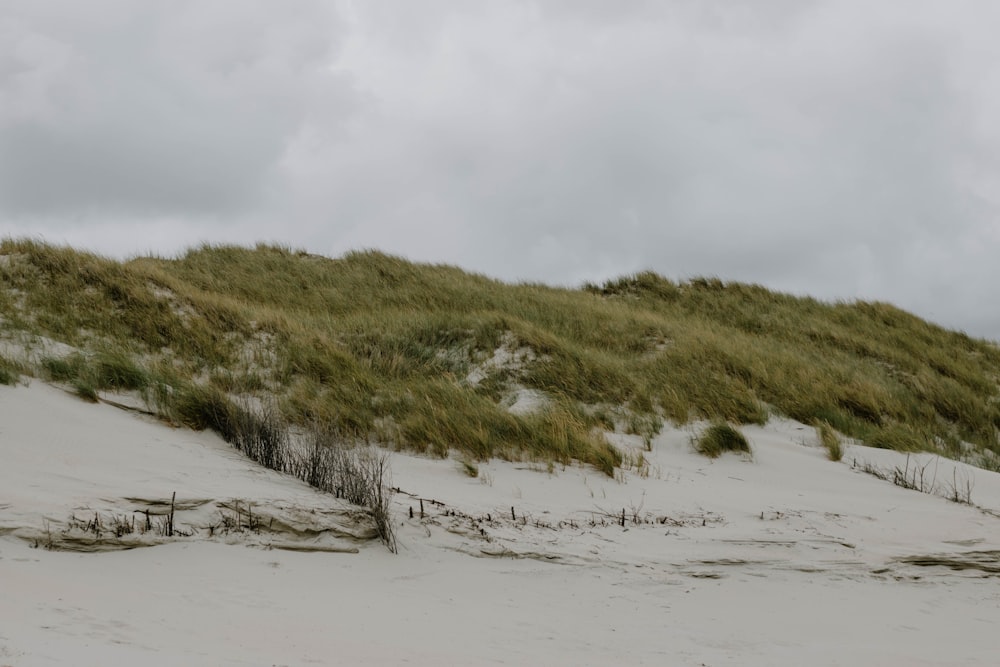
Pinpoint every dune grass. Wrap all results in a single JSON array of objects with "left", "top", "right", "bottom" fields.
[
  {"left": 816, "top": 421, "right": 844, "bottom": 461},
  {"left": 694, "top": 422, "right": 753, "bottom": 459},
  {"left": 39, "top": 351, "right": 150, "bottom": 402},
  {"left": 2, "top": 238, "right": 999, "bottom": 474},
  {"left": 0, "top": 354, "right": 21, "bottom": 386}
]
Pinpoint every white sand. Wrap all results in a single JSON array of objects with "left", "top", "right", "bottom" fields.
[{"left": 2, "top": 381, "right": 999, "bottom": 666}]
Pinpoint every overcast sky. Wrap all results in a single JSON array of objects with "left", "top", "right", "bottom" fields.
[{"left": 2, "top": 1, "right": 999, "bottom": 339}]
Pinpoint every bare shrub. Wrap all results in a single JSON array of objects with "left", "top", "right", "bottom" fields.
[
  {"left": 230, "top": 398, "right": 287, "bottom": 472},
  {"left": 944, "top": 468, "right": 974, "bottom": 504},
  {"left": 854, "top": 455, "right": 974, "bottom": 505},
  {"left": 175, "top": 387, "right": 396, "bottom": 551},
  {"left": 286, "top": 422, "right": 397, "bottom": 553},
  {"left": 854, "top": 458, "right": 888, "bottom": 481},
  {"left": 172, "top": 386, "right": 286, "bottom": 472},
  {"left": 891, "top": 454, "right": 937, "bottom": 494}
]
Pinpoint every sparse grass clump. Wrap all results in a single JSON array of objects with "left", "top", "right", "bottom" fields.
[
  {"left": 169, "top": 384, "right": 286, "bottom": 470},
  {"left": 91, "top": 351, "right": 149, "bottom": 391},
  {"left": 0, "top": 354, "right": 21, "bottom": 385},
  {"left": 285, "top": 422, "right": 397, "bottom": 552},
  {"left": 172, "top": 385, "right": 397, "bottom": 551},
  {"left": 39, "top": 354, "right": 99, "bottom": 401},
  {"left": 71, "top": 378, "right": 99, "bottom": 402},
  {"left": 39, "top": 351, "right": 147, "bottom": 400},
  {"left": 694, "top": 422, "right": 752, "bottom": 459},
  {"left": 459, "top": 458, "right": 479, "bottom": 478},
  {"left": 41, "top": 354, "right": 86, "bottom": 382},
  {"left": 816, "top": 420, "right": 844, "bottom": 461}
]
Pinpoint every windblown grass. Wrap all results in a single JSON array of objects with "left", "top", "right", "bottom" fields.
[
  {"left": 39, "top": 350, "right": 149, "bottom": 401},
  {"left": 694, "top": 422, "right": 752, "bottom": 459},
  {"left": 2, "top": 238, "right": 1000, "bottom": 474},
  {"left": 170, "top": 385, "right": 396, "bottom": 550},
  {"left": 0, "top": 354, "right": 21, "bottom": 385},
  {"left": 816, "top": 421, "right": 844, "bottom": 461}
]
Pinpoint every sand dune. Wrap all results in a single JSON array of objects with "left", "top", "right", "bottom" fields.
[{"left": 2, "top": 381, "right": 999, "bottom": 666}]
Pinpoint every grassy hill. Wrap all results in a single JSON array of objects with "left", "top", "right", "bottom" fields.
[{"left": 2, "top": 238, "right": 999, "bottom": 474}]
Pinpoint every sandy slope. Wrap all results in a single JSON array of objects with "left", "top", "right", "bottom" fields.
[{"left": 2, "top": 381, "right": 999, "bottom": 666}]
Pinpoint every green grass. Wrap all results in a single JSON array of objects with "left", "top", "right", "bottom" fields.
[
  {"left": 459, "top": 458, "right": 479, "bottom": 478},
  {"left": 816, "top": 420, "right": 844, "bottom": 461},
  {"left": 71, "top": 378, "right": 99, "bottom": 402},
  {"left": 41, "top": 354, "right": 86, "bottom": 382},
  {"left": 2, "top": 238, "right": 1000, "bottom": 473},
  {"left": 39, "top": 350, "right": 148, "bottom": 398},
  {"left": 867, "top": 423, "right": 930, "bottom": 452},
  {"left": 0, "top": 354, "right": 21, "bottom": 385},
  {"left": 694, "top": 422, "right": 753, "bottom": 459}
]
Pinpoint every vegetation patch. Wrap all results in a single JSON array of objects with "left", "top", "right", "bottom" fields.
[
  {"left": 0, "top": 354, "right": 21, "bottom": 385},
  {"left": 868, "top": 423, "right": 929, "bottom": 452},
  {"left": 91, "top": 351, "right": 149, "bottom": 391},
  {"left": 170, "top": 385, "right": 397, "bottom": 551},
  {"left": 816, "top": 420, "right": 844, "bottom": 461},
  {"left": 694, "top": 422, "right": 752, "bottom": 459},
  {"left": 40, "top": 350, "right": 148, "bottom": 399},
  {"left": 2, "top": 239, "right": 1000, "bottom": 474},
  {"left": 41, "top": 354, "right": 86, "bottom": 382}
]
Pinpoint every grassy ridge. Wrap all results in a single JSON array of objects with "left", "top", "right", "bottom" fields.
[{"left": 2, "top": 238, "right": 999, "bottom": 472}]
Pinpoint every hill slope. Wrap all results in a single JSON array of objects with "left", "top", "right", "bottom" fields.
[{"left": 1, "top": 239, "right": 999, "bottom": 472}]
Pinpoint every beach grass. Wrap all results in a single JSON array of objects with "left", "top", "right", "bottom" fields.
[
  {"left": 0, "top": 353, "right": 21, "bottom": 385},
  {"left": 694, "top": 422, "right": 753, "bottom": 459},
  {"left": 2, "top": 238, "right": 999, "bottom": 473},
  {"left": 816, "top": 420, "right": 844, "bottom": 461}
]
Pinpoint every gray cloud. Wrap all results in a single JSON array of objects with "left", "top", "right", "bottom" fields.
[
  {"left": 0, "top": 0, "right": 349, "bottom": 218},
  {"left": 2, "top": 1, "right": 1000, "bottom": 338}
]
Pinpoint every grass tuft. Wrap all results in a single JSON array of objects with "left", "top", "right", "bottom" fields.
[
  {"left": 170, "top": 385, "right": 397, "bottom": 551},
  {"left": 284, "top": 421, "right": 398, "bottom": 552},
  {"left": 71, "top": 378, "right": 99, "bottom": 402},
  {"left": 0, "top": 355, "right": 22, "bottom": 386},
  {"left": 40, "top": 351, "right": 147, "bottom": 396},
  {"left": 694, "top": 422, "right": 752, "bottom": 459},
  {"left": 92, "top": 351, "right": 149, "bottom": 391},
  {"left": 459, "top": 458, "right": 480, "bottom": 478},
  {"left": 816, "top": 420, "right": 844, "bottom": 461},
  {"left": 41, "top": 355, "right": 86, "bottom": 382}
]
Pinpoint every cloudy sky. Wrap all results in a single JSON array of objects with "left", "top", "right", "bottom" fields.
[{"left": 2, "top": 1, "right": 999, "bottom": 339}]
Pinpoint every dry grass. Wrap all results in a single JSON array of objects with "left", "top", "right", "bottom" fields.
[
  {"left": 816, "top": 421, "right": 844, "bottom": 461},
  {"left": 2, "top": 238, "right": 1000, "bottom": 474},
  {"left": 0, "top": 354, "right": 21, "bottom": 386},
  {"left": 694, "top": 422, "right": 753, "bottom": 459}
]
